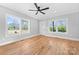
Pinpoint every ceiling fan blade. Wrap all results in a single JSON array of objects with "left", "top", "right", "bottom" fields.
[
  {"left": 34, "top": 3, "right": 38, "bottom": 9},
  {"left": 29, "top": 10, "right": 37, "bottom": 11},
  {"left": 35, "top": 11, "right": 38, "bottom": 15},
  {"left": 40, "top": 11, "right": 45, "bottom": 14},
  {"left": 41, "top": 7, "right": 49, "bottom": 11}
]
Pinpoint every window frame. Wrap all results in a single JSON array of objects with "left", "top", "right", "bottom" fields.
[
  {"left": 6, "top": 14, "right": 30, "bottom": 37},
  {"left": 48, "top": 18, "right": 68, "bottom": 34},
  {"left": 21, "top": 19, "right": 30, "bottom": 34}
]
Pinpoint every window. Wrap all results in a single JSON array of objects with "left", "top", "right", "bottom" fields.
[
  {"left": 48, "top": 20, "right": 56, "bottom": 32},
  {"left": 49, "top": 18, "right": 67, "bottom": 33},
  {"left": 57, "top": 20, "right": 66, "bottom": 32},
  {"left": 6, "top": 15, "right": 30, "bottom": 36},
  {"left": 7, "top": 15, "right": 21, "bottom": 35},
  {"left": 21, "top": 19, "right": 30, "bottom": 34}
]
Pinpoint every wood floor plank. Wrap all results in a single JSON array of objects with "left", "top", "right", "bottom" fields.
[{"left": 0, "top": 35, "right": 79, "bottom": 55}]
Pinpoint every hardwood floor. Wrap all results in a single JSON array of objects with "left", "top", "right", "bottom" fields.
[{"left": 0, "top": 35, "right": 79, "bottom": 55}]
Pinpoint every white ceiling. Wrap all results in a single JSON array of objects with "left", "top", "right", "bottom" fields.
[{"left": 0, "top": 3, "right": 79, "bottom": 20}]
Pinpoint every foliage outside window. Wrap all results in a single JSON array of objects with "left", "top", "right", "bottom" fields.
[
  {"left": 7, "top": 15, "right": 30, "bottom": 36},
  {"left": 7, "top": 16, "right": 21, "bottom": 35},
  {"left": 21, "top": 19, "right": 30, "bottom": 34},
  {"left": 49, "top": 19, "right": 67, "bottom": 33}
]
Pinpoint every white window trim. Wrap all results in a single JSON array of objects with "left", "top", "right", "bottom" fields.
[
  {"left": 21, "top": 19, "right": 30, "bottom": 34},
  {"left": 5, "top": 14, "right": 30, "bottom": 37},
  {"left": 5, "top": 14, "right": 21, "bottom": 37},
  {"left": 48, "top": 18, "right": 68, "bottom": 34}
]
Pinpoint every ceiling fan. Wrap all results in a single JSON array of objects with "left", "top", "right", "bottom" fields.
[{"left": 29, "top": 3, "right": 49, "bottom": 15}]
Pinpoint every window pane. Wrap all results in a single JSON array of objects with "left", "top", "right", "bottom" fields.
[
  {"left": 7, "top": 16, "right": 21, "bottom": 35},
  {"left": 57, "top": 20, "right": 66, "bottom": 32},
  {"left": 21, "top": 20, "right": 29, "bottom": 33},
  {"left": 52, "top": 21, "right": 56, "bottom": 32},
  {"left": 48, "top": 21, "right": 53, "bottom": 32},
  {"left": 48, "top": 20, "right": 56, "bottom": 32}
]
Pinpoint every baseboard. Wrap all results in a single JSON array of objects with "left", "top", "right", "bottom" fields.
[
  {"left": 42, "top": 34, "right": 79, "bottom": 41},
  {"left": 0, "top": 34, "right": 79, "bottom": 46},
  {"left": 0, "top": 34, "right": 39, "bottom": 46}
]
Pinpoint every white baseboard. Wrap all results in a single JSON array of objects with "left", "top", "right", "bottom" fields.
[
  {"left": 0, "top": 34, "right": 79, "bottom": 46},
  {"left": 42, "top": 34, "right": 79, "bottom": 41},
  {"left": 0, "top": 34, "right": 39, "bottom": 46}
]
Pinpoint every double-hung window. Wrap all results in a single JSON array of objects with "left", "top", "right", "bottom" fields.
[
  {"left": 6, "top": 14, "right": 30, "bottom": 36},
  {"left": 48, "top": 18, "right": 67, "bottom": 33}
]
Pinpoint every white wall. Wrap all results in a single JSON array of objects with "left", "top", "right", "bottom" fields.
[
  {"left": 39, "top": 12, "right": 79, "bottom": 41},
  {"left": 0, "top": 6, "right": 39, "bottom": 44},
  {"left": 0, "top": 5, "right": 79, "bottom": 45}
]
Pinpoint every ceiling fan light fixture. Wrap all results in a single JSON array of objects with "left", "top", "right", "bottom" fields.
[{"left": 29, "top": 3, "right": 49, "bottom": 15}]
